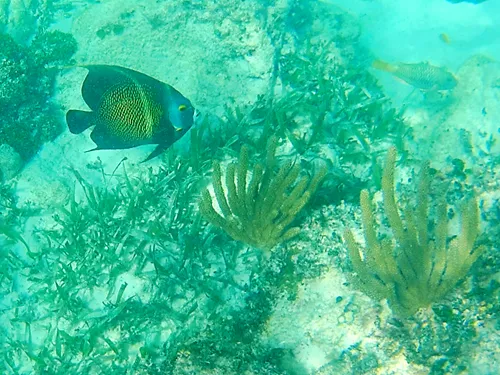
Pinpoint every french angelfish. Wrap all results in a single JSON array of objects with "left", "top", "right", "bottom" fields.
[
  {"left": 372, "top": 59, "right": 457, "bottom": 91},
  {"left": 66, "top": 65, "right": 196, "bottom": 162}
]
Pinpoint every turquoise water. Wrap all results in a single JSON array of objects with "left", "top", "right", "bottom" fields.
[{"left": 1, "top": 0, "right": 499, "bottom": 374}]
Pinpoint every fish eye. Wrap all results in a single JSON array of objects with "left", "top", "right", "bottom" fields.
[{"left": 178, "top": 104, "right": 188, "bottom": 112}]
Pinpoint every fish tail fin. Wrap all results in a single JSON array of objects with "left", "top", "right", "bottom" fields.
[
  {"left": 372, "top": 59, "right": 396, "bottom": 73},
  {"left": 66, "top": 110, "right": 93, "bottom": 134}
]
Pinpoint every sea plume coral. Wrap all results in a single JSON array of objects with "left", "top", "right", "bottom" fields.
[
  {"left": 200, "top": 137, "right": 326, "bottom": 251},
  {"left": 344, "top": 147, "right": 484, "bottom": 316}
]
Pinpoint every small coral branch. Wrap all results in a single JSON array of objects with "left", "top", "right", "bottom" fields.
[
  {"left": 344, "top": 147, "right": 484, "bottom": 316},
  {"left": 200, "top": 137, "right": 326, "bottom": 251}
]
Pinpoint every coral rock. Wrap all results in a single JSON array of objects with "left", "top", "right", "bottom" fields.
[{"left": 0, "top": 143, "right": 22, "bottom": 181}]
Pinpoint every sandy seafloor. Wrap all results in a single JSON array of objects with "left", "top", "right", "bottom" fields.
[{"left": 1, "top": 0, "right": 500, "bottom": 374}]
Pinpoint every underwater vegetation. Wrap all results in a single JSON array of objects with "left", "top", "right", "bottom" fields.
[
  {"left": 199, "top": 38, "right": 409, "bottom": 211},
  {"left": 0, "top": 181, "right": 32, "bottom": 286},
  {"left": 2, "top": 0, "right": 500, "bottom": 374},
  {"left": 0, "top": 154, "right": 311, "bottom": 374},
  {"left": 344, "top": 147, "right": 484, "bottom": 316},
  {"left": 200, "top": 136, "right": 326, "bottom": 251},
  {"left": 0, "top": 30, "right": 76, "bottom": 169}
]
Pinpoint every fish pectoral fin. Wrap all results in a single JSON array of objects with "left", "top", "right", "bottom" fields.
[
  {"left": 67, "top": 110, "right": 93, "bottom": 134},
  {"left": 84, "top": 147, "right": 101, "bottom": 153},
  {"left": 141, "top": 143, "right": 170, "bottom": 163},
  {"left": 393, "top": 76, "right": 410, "bottom": 86}
]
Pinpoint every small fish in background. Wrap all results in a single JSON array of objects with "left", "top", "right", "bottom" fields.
[
  {"left": 372, "top": 59, "right": 458, "bottom": 91},
  {"left": 439, "top": 32, "right": 451, "bottom": 45},
  {"left": 66, "top": 65, "right": 197, "bottom": 162}
]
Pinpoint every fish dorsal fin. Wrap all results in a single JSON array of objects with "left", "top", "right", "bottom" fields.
[{"left": 80, "top": 65, "right": 164, "bottom": 111}]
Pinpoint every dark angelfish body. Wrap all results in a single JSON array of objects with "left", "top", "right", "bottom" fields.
[{"left": 66, "top": 65, "right": 196, "bottom": 162}]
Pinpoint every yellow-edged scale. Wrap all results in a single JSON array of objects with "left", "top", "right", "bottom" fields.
[{"left": 66, "top": 65, "right": 197, "bottom": 162}]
